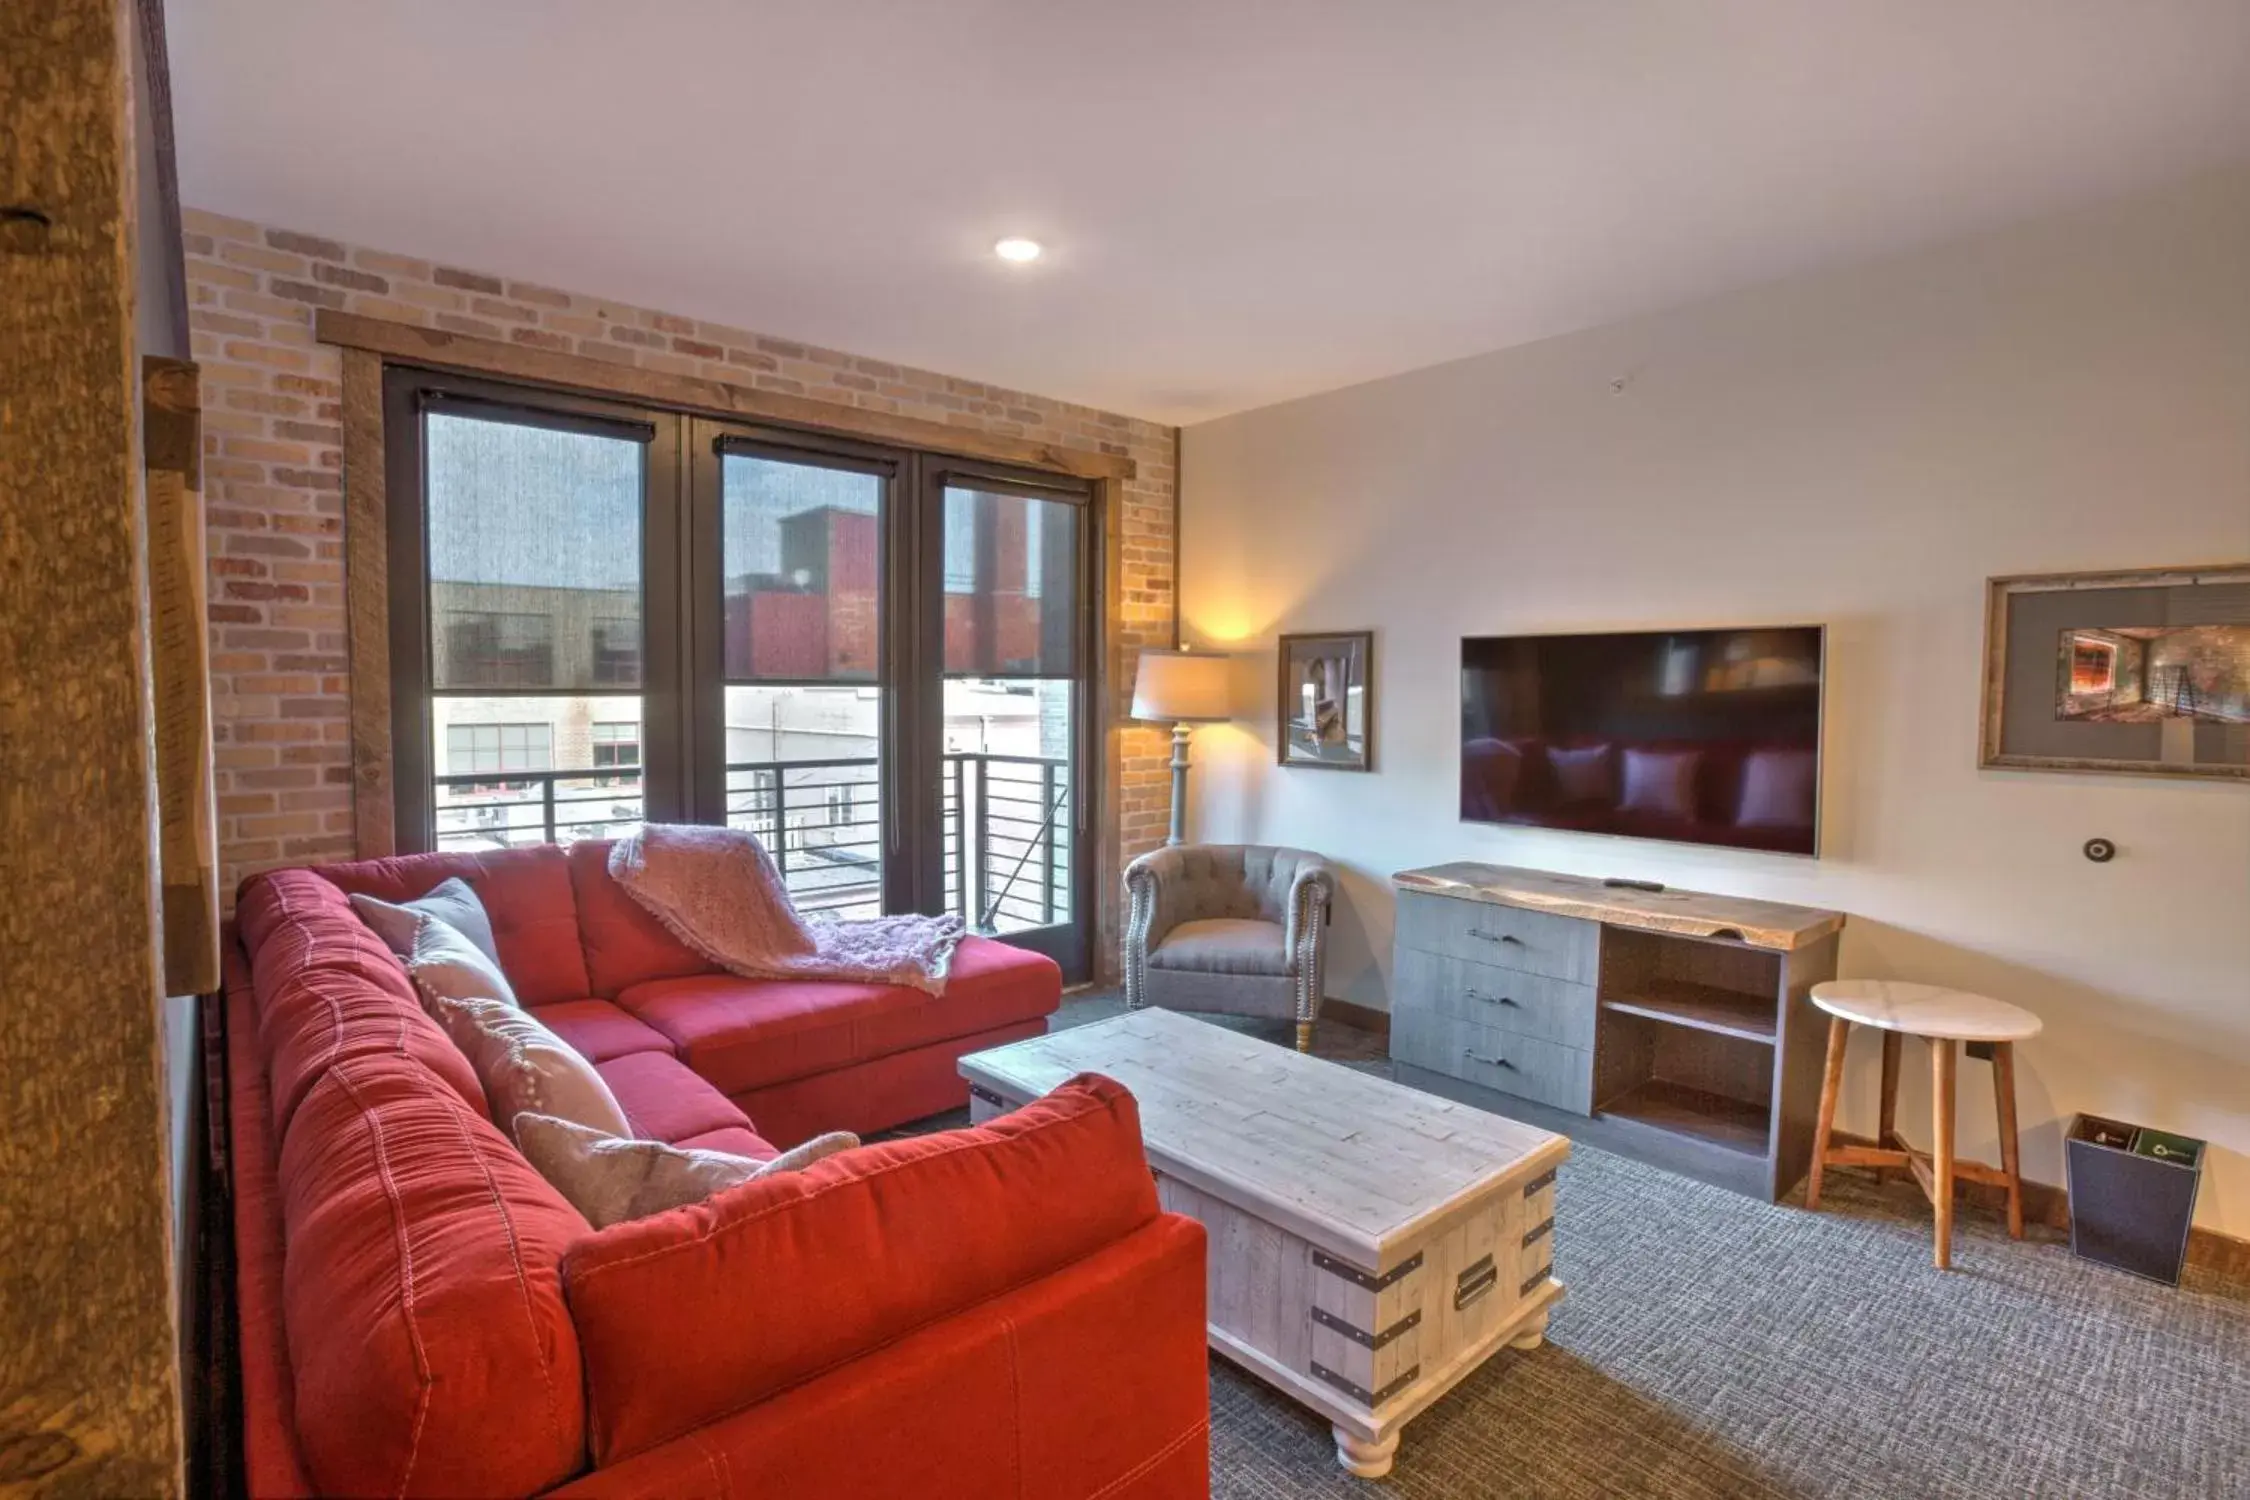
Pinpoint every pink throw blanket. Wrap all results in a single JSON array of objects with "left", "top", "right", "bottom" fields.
[{"left": 609, "top": 825, "right": 965, "bottom": 995}]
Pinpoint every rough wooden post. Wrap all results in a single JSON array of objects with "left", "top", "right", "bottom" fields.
[{"left": 0, "top": 0, "right": 186, "bottom": 1492}]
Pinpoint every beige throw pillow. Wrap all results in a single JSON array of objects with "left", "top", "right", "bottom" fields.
[
  {"left": 515, "top": 1113, "right": 860, "bottom": 1229},
  {"left": 427, "top": 997, "right": 633, "bottom": 1145}
]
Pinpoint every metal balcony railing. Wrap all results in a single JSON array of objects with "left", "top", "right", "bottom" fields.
[{"left": 431, "top": 752, "right": 1071, "bottom": 936}]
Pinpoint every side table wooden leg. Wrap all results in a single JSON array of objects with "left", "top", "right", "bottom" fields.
[
  {"left": 1993, "top": 1040, "right": 2025, "bottom": 1239},
  {"left": 1508, "top": 1305, "right": 1550, "bottom": 1351},
  {"left": 1805, "top": 1015, "right": 1850, "bottom": 1210},
  {"left": 1877, "top": 1030, "right": 1903, "bottom": 1178},
  {"left": 1335, "top": 1428, "right": 1400, "bottom": 1480},
  {"left": 1931, "top": 1038, "right": 1957, "bottom": 1270}
]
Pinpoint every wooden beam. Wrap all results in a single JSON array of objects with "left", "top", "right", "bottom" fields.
[
  {"left": 0, "top": 0, "right": 185, "bottom": 1489},
  {"left": 339, "top": 347, "right": 395, "bottom": 858},
  {"left": 145, "top": 356, "right": 219, "bottom": 993},
  {"left": 315, "top": 310, "right": 1135, "bottom": 483}
]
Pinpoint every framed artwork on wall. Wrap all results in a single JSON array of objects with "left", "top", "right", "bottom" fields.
[
  {"left": 1278, "top": 630, "right": 1373, "bottom": 771},
  {"left": 1980, "top": 563, "right": 2250, "bottom": 780}
]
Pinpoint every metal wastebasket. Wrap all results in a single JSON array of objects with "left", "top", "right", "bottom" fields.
[{"left": 2065, "top": 1114, "right": 2204, "bottom": 1286}]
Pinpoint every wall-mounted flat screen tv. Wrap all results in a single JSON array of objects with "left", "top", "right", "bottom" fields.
[{"left": 1460, "top": 626, "right": 1825, "bottom": 856}]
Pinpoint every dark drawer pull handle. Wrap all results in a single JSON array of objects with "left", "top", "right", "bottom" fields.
[
  {"left": 1466, "top": 990, "right": 1520, "bottom": 1008},
  {"left": 1454, "top": 1255, "right": 1499, "bottom": 1311},
  {"left": 1464, "top": 1048, "right": 1515, "bottom": 1070},
  {"left": 1471, "top": 929, "right": 1524, "bottom": 945}
]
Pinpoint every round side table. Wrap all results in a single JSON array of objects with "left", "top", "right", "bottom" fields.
[{"left": 1804, "top": 980, "right": 2043, "bottom": 1269}]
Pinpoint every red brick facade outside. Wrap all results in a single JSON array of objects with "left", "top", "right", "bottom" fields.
[{"left": 184, "top": 209, "right": 1179, "bottom": 966}]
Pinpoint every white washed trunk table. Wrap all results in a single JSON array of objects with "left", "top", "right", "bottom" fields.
[{"left": 959, "top": 1008, "right": 1569, "bottom": 1479}]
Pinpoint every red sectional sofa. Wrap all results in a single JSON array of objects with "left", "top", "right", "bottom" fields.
[{"left": 223, "top": 843, "right": 1210, "bottom": 1498}]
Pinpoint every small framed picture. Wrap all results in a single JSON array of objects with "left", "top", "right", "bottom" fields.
[
  {"left": 1980, "top": 563, "right": 2250, "bottom": 779},
  {"left": 1278, "top": 631, "right": 1373, "bottom": 771}
]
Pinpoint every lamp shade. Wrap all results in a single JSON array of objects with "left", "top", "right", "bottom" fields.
[{"left": 1132, "top": 649, "right": 1231, "bottom": 723}]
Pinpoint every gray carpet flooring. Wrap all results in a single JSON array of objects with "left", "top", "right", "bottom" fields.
[{"left": 920, "top": 994, "right": 2250, "bottom": 1499}]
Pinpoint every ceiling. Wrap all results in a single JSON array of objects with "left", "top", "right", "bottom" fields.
[{"left": 169, "top": 1, "right": 2250, "bottom": 424}]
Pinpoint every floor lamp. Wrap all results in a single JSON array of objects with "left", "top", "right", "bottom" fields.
[{"left": 1131, "top": 649, "right": 1231, "bottom": 846}]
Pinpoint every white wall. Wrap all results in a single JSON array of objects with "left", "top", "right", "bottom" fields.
[{"left": 1180, "top": 166, "right": 2250, "bottom": 1234}]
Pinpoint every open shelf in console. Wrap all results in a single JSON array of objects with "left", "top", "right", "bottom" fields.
[
  {"left": 1600, "top": 978, "right": 1777, "bottom": 1043},
  {"left": 1598, "top": 1079, "right": 1771, "bottom": 1157},
  {"left": 1592, "top": 926, "right": 1786, "bottom": 1187}
]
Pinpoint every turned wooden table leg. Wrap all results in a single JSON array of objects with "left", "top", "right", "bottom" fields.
[
  {"left": 1334, "top": 1427, "right": 1400, "bottom": 1479},
  {"left": 1805, "top": 1015, "right": 1851, "bottom": 1210},
  {"left": 1930, "top": 1039, "right": 1957, "bottom": 1269},
  {"left": 1507, "top": 1305, "right": 1550, "bottom": 1351},
  {"left": 1993, "top": 1040, "right": 2024, "bottom": 1239}
]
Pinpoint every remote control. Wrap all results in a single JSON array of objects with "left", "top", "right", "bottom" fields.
[{"left": 1602, "top": 877, "right": 1666, "bottom": 892}]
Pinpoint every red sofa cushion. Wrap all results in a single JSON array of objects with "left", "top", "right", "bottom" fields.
[
  {"left": 672, "top": 1125, "right": 779, "bottom": 1160},
  {"left": 550, "top": 1215, "right": 1210, "bottom": 1500},
  {"left": 275, "top": 1052, "right": 590, "bottom": 1498},
  {"left": 594, "top": 1050, "right": 756, "bottom": 1144},
  {"left": 237, "top": 869, "right": 487, "bottom": 1134},
  {"left": 731, "top": 1019, "right": 1049, "bottom": 1149},
  {"left": 562, "top": 1074, "right": 1162, "bottom": 1465},
  {"left": 567, "top": 839, "right": 721, "bottom": 997},
  {"left": 309, "top": 845, "right": 592, "bottom": 1006},
  {"left": 530, "top": 997, "right": 676, "bottom": 1064},
  {"left": 616, "top": 936, "right": 1060, "bottom": 1096}
]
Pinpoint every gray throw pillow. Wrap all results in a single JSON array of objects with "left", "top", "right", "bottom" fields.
[
  {"left": 349, "top": 876, "right": 503, "bottom": 969},
  {"left": 350, "top": 883, "right": 519, "bottom": 1010},
  {"left": 515, "top": 1114, "right": 860, "bottom": 1229}
]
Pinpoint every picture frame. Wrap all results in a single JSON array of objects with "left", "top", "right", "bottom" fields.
[
  {"left": 1980, "top": 563, "right": 2250, "bottom": 780},
  {"left": 1278, "top": 630, "right": 1373, "bottom": 771}
]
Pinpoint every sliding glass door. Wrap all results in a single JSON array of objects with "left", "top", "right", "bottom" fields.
[
  {"left": 389, "top": 376, "right": 1095, "bottom": 979},
  {"left": 690, "top": 429, "right": 902, "bottom": 920},
  {"left": 927, "top": 469, "right": 1091, "bottom": 976}
]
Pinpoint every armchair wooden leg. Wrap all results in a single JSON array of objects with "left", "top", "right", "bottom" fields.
[{"left": 1295, "top": 1020, "right": 1313, "bottom": 1053}]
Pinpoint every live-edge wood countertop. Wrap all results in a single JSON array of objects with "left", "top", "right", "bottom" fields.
[{"left": 1393, "top": 863, "right": 1845, "bottom": 952}]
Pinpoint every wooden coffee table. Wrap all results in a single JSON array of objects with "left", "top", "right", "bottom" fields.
[{"left": 959, "top": 1008, "right": 1569, "bottom": 1479}]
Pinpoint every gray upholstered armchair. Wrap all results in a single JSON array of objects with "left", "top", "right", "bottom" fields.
[{"left": 1123, "top": 844, "right": 1336, "bottom": 1051}]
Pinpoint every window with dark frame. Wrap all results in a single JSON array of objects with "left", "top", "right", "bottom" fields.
[{"left": 385, "top": 364, "right": 1102, "bottom": 979}]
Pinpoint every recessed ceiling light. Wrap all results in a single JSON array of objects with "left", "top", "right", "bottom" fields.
[{"left": 994, "top": 237, "right": 1043, "bottom": 264}]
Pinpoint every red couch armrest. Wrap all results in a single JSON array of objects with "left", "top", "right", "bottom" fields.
[{"left": 562, "top": 1073, "right": 1163, "bottom": 1465}]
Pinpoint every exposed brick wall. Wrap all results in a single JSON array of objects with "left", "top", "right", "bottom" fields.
[{"left": 184, "top": 208, "right": 1177, "bottom": 965}]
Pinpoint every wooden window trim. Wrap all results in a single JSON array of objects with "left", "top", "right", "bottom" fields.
[{"left": 319, "top": 310, "right": 1133, "bottom": 482}]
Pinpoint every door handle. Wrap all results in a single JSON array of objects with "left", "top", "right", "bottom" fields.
[
  {"left": 1470, "top": 929, "right": 1523, "bottom": 946},
  {"left": 1465, "top": 990, "right": 1520, "bottom": 1009},
  {"left": 1463, "top": 1049, "right": 1515, "bottom": 1070}
]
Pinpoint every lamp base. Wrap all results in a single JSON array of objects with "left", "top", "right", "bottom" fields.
[{"left": 1167, "top": 723, "right": 1192, "bottom": 847}]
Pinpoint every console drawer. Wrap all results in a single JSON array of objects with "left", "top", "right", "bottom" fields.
[
  {"left": 1394, "top": 890, "right": 1597, "bottom": 984},
  {"left": 1392, "top": 947, "right": 1597, "bottom": 1050},
  {"left": 1391, "top": 1006, "right": 1592, "bottom": 1114}
]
